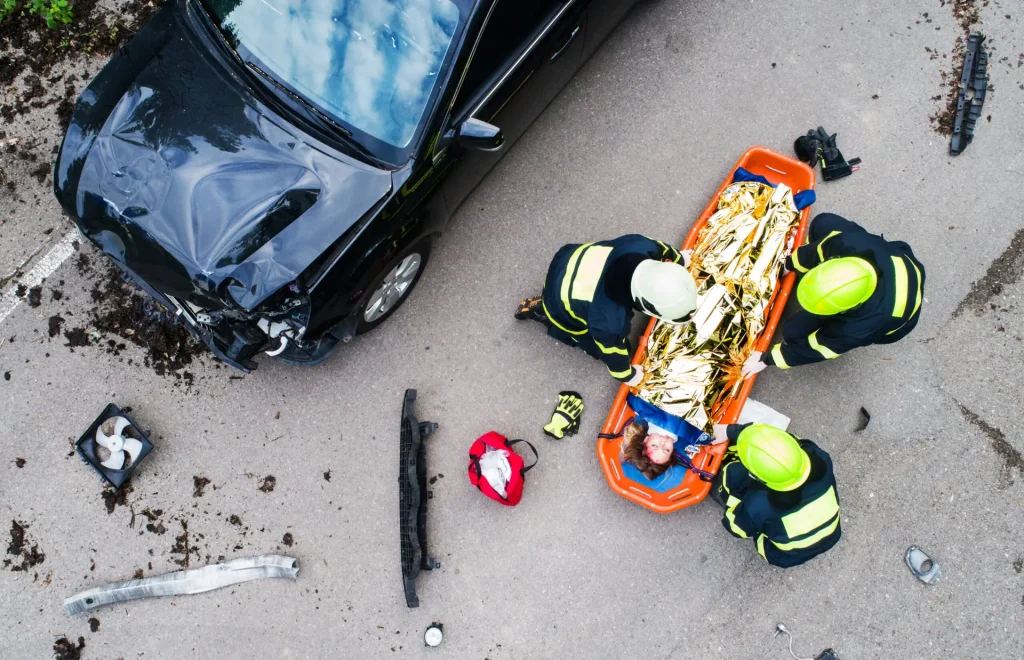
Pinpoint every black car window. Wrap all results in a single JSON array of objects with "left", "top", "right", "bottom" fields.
[
  {"left": 203, "top": 0, "right": 469, "bottom": 164},
  {"left": 453, "top": 0, "right": 559, "bottom": 114}
]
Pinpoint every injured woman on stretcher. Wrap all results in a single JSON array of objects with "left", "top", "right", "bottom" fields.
[{"left": 616, "top": 395, "right": 727, "bottom": 490}]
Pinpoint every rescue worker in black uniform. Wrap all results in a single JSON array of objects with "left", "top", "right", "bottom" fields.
[
  {"left": 710, "top": 423, "right": 841, "bottom": 568},
  {"left": 742, "top": 213, "right": 925, "bottom": 376},
  {"left": 515, "top": 234, "right": 698, "bottom": 385}
]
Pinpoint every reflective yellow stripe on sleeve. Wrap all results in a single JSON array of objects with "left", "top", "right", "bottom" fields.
[
  {"left": 816, "top": 231, "right": 841, "bottom": 262},
  {"left": 770, "top": 515, "right": 840, "bottom": 552},
  {"left": 891, "top": 256, "right": 909, "bottom": 318},
  {"left": 593, "top": 339, "right": 628, "bottom": 355},
  {"left": 781, "top": 487, "right": 839, "bottom": 538},
  {"left": 608, "top": 366, "right": 632, "bottom": 379},
  {"left": 808, "top": 330, "right": 839, "bottom": 360},
  {"left": 560, "top": 244, "right": 591, "bottom": 326},
  {"left": 725, "top": 507, "right": 748, "bottom": 538},
  {"left": 910, "top": 261, "right": 923, "bottom": 317},
  {"left": 790, "top": 249, "right": 809, "bottom": 273},
  {"left": 756, "top": 535, "right": 767, "bottom": 559},
  {"left": 570, "top": 245, "right": 613, "bottom": 303},
  {"left": 770, "top": 343, "right": 790, "bottom": 370}
]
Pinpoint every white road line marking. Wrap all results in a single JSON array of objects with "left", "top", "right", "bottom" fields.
[{"left": 0, "top": 230, "right": 79, "bottom": 325}]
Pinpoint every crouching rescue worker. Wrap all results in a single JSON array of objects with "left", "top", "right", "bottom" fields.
[
  {"left": 710, "top": 423, "right": 841, "bottom": 568},
  {"left": 742, "top": 213, "right": 925, "bottom": 377},
  {"left": 515, "top": 235, "right": 697, "bottom": 386}
]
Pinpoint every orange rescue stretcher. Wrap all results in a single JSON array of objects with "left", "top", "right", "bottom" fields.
[{"left": 596, "top": 147, "right": 816, "bottom": 514}]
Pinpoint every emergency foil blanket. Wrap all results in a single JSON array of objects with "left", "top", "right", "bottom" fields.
[{"left": 636, "top": 181, "right": 800, "bottom": 430}]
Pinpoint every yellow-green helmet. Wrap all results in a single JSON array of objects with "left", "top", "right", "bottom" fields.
[
  {"left": 797, "top": 257, "right": 877, "bottom": 315},
  {"left": 736, "top": 424, "right": 810, "bottom": 492}
]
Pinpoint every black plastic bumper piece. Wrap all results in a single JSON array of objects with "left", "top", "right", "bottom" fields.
[
  {"left": 950, "top": 34, "right": 988, "bottom": 156},
  {"left": 399, "top": 389, "right": 439, "bottom": 608}
]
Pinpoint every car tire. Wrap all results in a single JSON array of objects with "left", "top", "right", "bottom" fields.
[{"left": 354, "top": 238, "right": 432, "bottom": 335}]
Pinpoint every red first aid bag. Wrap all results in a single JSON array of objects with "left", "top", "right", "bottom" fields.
[{"left": 467, "top": 431, "right": 538, "bottom": 506}]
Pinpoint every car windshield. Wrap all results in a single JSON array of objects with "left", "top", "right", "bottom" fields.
[{"left": 205, "top": 0, "right": 462, "bottom": 154}]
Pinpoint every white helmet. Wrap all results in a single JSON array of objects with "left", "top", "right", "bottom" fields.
[{"left": 630, "top": 260, "right": 697, "bottom": 324}]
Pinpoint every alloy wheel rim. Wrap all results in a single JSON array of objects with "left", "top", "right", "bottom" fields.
[{"left": 363, "top": 253, "right": 421, "bottom": 323}]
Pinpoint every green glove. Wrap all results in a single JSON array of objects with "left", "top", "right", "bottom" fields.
[{"left": 543, "top": 391, "right": 584, "bottom": 439}]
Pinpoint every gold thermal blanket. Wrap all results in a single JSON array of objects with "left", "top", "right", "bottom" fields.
[{"left": 636, "top": 181, "right": 801, "bottom": 430}]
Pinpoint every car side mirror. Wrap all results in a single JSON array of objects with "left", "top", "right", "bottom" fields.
[{"left": 456, "top": 118, "right": 504, "bottom": 152}]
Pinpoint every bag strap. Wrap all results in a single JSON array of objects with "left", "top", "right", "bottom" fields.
[
  {"left": 598, "top": 415, "right": 635, "bottom": 440},
  {"left": 469, "top": 453, "right": 484, "bottom": 490},
  {"left": 507, "top": 439, "right": 539, "bottom": 473}
]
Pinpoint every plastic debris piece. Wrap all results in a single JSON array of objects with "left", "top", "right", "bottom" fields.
[
  {"left": 950, "top": 34, "right": 988, "bottom": 156},
  {"left": 64, "top": 555, "right": 298, "bottom": 615},
  {"left": 424, "top": 623, "right": 443, "bottom": 647},
  {"left": 774, "top": 624, "right": 816, "bottom": 660},
  {"left": 854, "top": 407, "right": 871, "bottom": 432},
  {"left": 905, "top": 546, "right": 941, "bottom": 584}
]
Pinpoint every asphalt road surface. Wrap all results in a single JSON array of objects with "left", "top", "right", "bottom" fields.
[{"left": 2, "top": 1, "right": 1023, "bottom": 658}]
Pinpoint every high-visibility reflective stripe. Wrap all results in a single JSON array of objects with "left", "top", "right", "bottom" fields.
[
  {"left": 594, "top": 338, "right": 628, "bottom": 355},
  {"left": 771, "top": 515, "right": 840, "bottom": 551},
  {"left": 726, "top": 495, "right": 741, "bottom": 508},
  {"left": 542, "top": 300, "right": 587, "bottom": 336},
  {"left": 725, "top": 507, "right": 748, "bottom": 538},
  {"left": 559, "top": 244, "right": 591, "bottom": 326},
  {"left": 910, "top": 261, "right": 923, "bottom": 317},
  {"left": 608, "top": 366, "right": 632, "bottom": 379},
  {"left": 781, "top": 487, "right": 839, "bottom": 538},
  {"left": 808, "top": 330, "right": 839, "bottom": 360},
  {"left": 656, "top": 240, "right": 681, "bottom": 263},
  {"left": 771, "top": 343, "right": 790, "bottom": 370},
  {"left": 571, "top": 245, "right": 612, "bottom": 303},
  {"left": 816, "top": 231, "right": 841, "bottom": 262},
  {"left": 756, "top": 535, "right": 766, "bottom": 559},
  {"left": 891, "top": 256, "right": 908, "bottom": 318},
  {"left": 790, "top": 249, "right": 809, "bottom": 273}
]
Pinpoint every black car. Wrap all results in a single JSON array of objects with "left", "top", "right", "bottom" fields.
[{"left": 54, "top": 0, "right": 640, "bottom": 371}]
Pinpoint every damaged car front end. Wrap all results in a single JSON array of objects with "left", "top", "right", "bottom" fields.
[{"left": 54, "top": 0, "right": 463, "bottom": 371}]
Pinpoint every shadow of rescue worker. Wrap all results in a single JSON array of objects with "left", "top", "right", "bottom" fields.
[
  {"left": 515, "top": 235, "right": 697, "bottom": 386},
  {"left": 710, "top": 423, "right": 841, "bottom": 568},
  {"left": 741, "top": 213, "right": 925, "bottom": 377}
]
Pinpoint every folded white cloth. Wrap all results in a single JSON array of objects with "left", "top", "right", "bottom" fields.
[{"left": 478, "top": 447, "right": 512, "bottom": 498}]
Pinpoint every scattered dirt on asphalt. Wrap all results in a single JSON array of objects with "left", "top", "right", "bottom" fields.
[
  {"left": 47, "top": 315, "right": 65, "bottom": 337},
  {"left": 958, "top": 403, "right": 1024, "bottom": 488},
  {"left": 1014, "top": 556, "right": 1023, "bottom": 573},
  {"left": 193, "top": 476, "right": 211, "bottom": 497},
  {"left": 88, "top": 617, "right": 100, "bottom": 633},
  {"left": 14, "top": 457, "right": 26, "bottom": 468},
  {"left": 52, "top": 636, "right": 86, "bottom": 660},
  {"left": 228, "top": 514, "right": 242, "bottom": 526},
  {"left": 953, "top": 229, "right": 1024, "bottom": 318},
  {"left": 101, "top": 483, "right": 133, "bottom": 514},
  {"left": 133, "top": 567, "right": 144, "bottom": 578},
  {"left": 5, "top": 519, "right": 45, "bottom": 572},
  {"left": 170, "top": 519, "right": 199, "bottom": 568},
  {"left": 143, "top": 506, "right": 166, "bottom": 535},
  {"left": 282, "top": 532, "right": 294, "bottom": 547},
  {"left": 258, "top": 475, "right": 276, "bottom": 493},
  {"left": 63, "top": 327, "right": 90, "bottom": 348},
  {"left": 26, "top": 285, "right": 42, "bottom": 307}
]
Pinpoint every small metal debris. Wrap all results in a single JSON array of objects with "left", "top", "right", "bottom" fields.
[{"left": 905, "top": 546, "right": 941, "bottom": 584}]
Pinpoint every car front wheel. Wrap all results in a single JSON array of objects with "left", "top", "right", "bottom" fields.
[{"left": 355, "top": 239, "right": 431, "bottom": 334}]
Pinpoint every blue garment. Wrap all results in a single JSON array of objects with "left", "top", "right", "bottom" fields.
[
  {"left": 620, "top": 460, "right": 687, "bottom": 492},
  {"left": 732, "top": 167, "right": 816, "bottom": 210},
  {"left": 627, "top": 395, "right": 712, "bottom": 446}
]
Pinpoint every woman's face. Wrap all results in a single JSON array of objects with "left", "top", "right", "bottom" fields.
[{"left": 644, "top": 433, "right": 675, "bottom": 465}]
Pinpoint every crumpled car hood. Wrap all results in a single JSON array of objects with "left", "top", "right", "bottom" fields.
[{"left": 55, "top": 1, "right": 392, "bottom": 310}]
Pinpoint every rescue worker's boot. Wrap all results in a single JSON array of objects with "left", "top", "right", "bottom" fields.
[{"left": 514, "top": 295, "right": 546, "bottom": 322}]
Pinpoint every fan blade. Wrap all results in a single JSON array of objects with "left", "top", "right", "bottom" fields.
[
  {"left": 95, "top": 425, "right": 113, "bottom": 450},
  {"left": 101, "top": 450, "right": 125, "bottom": 470},
  {"left": 113, "top": 417, "right": 132, "bottom": 436},
  {"left": 122, "top": 438, "right": 144, "bottom": 465}
]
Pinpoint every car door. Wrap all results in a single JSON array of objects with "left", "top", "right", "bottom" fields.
[
  {"left": 439, "top": 0, "right": 587, "bottom": 211},
  {"left": 582, "top": 0, "right": 640, "bottom": 60}
]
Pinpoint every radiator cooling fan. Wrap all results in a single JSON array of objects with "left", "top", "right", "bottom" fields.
[{"left": 76, "top": 404, "right": 153, "bottom": 488}]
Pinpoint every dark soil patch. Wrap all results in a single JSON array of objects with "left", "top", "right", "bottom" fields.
[
  {"left": 282, "top": 532, "right": 293, "bottom": 547},
  {"left": 63, "top": 327, "right": 90, "bottom": 347},
  {"left": 145, "top": 521, "right": 166, "bottom": 535},
  {"left": 170, "top": 519, "right": 198, "bottom": 568},
  {"left": 29, "top": 163, "right": 49, "bottom": 185},
  {"left": 15, "top": 457, "right": 26, "bottom": 467},
  {"left": 323, "top": 470, "right": 331, "bottom": 482},
  {"left": 953, "top": 229, "right": 1024, "bottom": 318},
  {"left": 48, "top": 315, "right": 65, "bottom": 338},
  {"left": 228, "top": 514, "right": 242, "bottom": 526},
  {"left": 15, "top": 283, "right": 27, "bottom": 298},
  {"left": 958, "top": 403, "right": 1024, "bottom": 488},
  {"left": 26, "top": 285, "right": 42, "bottom": 307},
  {"left": 101, "top": 482, "right": 132, "bottom": 514},
  {"left": 3, "top": 371, "right": 9, "bottom": 381},
  {"left": 79, "top": 259, "right": 201, "bottom": 381},
  {"left": 5, "top": 519, "right": 45, "bottom": 572},
  {"left": 258, "top": 475, "right": 276, "bottom": 493},
  {"left": 1014, "top": 556, "right": 1023, "bottom": 573},
  {"left": 52, "top": 636, "right": 85, "bottom": 660},
  {"left": 0, "top": 0, "right": 162, "bottom": 86},
  {"left": 88, "top": 617, "right": 100, "bottom": 633},
  {"left": 51, "top": 289, "right": 64, "bottom": 301},
  {"left": 133, "top": 568, "right": 144, "bottom": 578},
  {"left": 193, "top": 475, "right": 211, "bottom": 497}
]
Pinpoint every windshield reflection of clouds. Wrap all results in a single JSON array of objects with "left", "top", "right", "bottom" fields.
[{"left": 221, "top": 0, "right": 459, "bottom": 148}]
